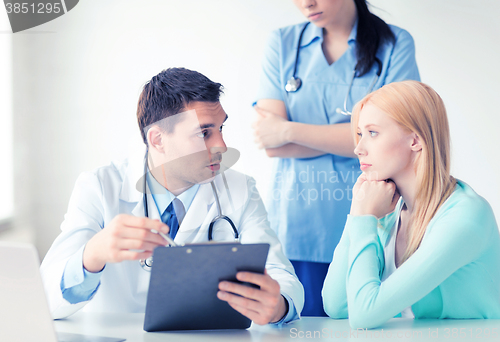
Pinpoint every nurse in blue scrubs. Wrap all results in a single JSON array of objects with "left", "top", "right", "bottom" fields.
[{"left": 253, "top": 0, "right": 420, "bottom": 316}]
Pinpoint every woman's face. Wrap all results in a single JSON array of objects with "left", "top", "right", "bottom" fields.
[
  {"left": 293, "top": 0, "right": 352, "bottom": 28},
  {"left": 354, "top": 104, "right": 418, "bottom": 182}
]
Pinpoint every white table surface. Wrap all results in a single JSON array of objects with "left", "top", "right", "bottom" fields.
[{"left": 54, "top": 312, "right": 500, "bottom": 342}]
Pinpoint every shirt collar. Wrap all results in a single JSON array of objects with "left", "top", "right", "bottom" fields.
[
  {"left": 146, "top": 170, "right": 199, "bottom": 216},
  {"left": 347, "top": 19, "right": 358, "bottom": 44},
  {"left": 299, "top": 19, "right": 358, "bottom": 47},
  {"left": 299, "top": 22, "right": 322, "bottom": 48}
]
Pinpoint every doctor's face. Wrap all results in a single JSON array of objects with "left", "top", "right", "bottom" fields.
[
  {"left": 293, "top": 0, "right": 353, "bottom": 28},
  {"left": 157, "top": 101, "right": 228, "bottom": 192},
  {"left": 354, "top": 104, "right": 416, "bottom": 182}
]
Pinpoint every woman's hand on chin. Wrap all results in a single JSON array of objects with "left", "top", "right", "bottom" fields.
[{"left": 350, "top": 174, "right": 400, "bottom": 218}]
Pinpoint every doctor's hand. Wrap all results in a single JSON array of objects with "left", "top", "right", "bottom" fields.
[
  {"left": 82, "top": 214, "right": 170, "bottom": 273},
  {"left": 350, "top": 174, "right": 400, "bottom": 219},
  {"left": 252, "top": 106, "right": 290, "bottom": 149},
  {"left": 217, "top": 270, "right": 287, "bottom": 325}
]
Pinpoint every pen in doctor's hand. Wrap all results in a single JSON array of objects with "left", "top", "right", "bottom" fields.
[
  {"left": 82, "top": 214, "right": 172, "bottom": 273},
  {"left": 151, "top": 229, "right": 178, "bottom": 247}
]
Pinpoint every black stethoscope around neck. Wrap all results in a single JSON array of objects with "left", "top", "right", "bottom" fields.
[
  {"left": 285, "top": 22, "right": 383, "bottom": 115},
  {"left": 140, "top": 153, "right": 239, "bottom": 271}
]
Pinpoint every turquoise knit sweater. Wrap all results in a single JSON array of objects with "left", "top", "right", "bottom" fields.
[{"left": 322, "top": 180, "right": 500, "bottom": 329}]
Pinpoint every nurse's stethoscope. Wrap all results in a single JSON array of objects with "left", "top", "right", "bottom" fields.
[
  {"left": 285, "top": 22, "right": 383, "bottom": 115},
  {"left": 140, "top": 154, "right": 239, "bottom": 271}
]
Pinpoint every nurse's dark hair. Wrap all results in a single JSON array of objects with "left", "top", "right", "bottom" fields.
[
  {"left": 136, "top": 67, "right": 224, "bottom": 145},
  {"left": 354, "top": 0, "right": 395, "bottom": 77}
]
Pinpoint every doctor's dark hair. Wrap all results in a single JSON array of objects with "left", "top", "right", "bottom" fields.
[
  {"left": 136, "top": 67, "right": 224, "bottom": 145},
  {"left": 354, "top": 0, "right": 395, "bottom": 77}
]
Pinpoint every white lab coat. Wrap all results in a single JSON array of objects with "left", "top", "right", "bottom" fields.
[{"left": 40, "top": 150, "right": 304, "bottom": 320}]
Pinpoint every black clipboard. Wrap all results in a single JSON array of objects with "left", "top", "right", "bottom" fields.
[{"left": 143, "top": 242, "right": 270, "bottom": 332}]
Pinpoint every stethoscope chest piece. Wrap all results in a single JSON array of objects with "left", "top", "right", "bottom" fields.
[
  {"left": 285, "top": 77, "right": 302, "bottom": 92},
  {"left": 140, "top": 256, "right": 153, "bottom": 271}
]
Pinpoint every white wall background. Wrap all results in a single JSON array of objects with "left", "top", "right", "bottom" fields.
[
  {"left": 0, "top": 0, "right": 499, "bottom": 258},
  {"left": 0, "top": 7, "right": 13, "bottom": 224}
]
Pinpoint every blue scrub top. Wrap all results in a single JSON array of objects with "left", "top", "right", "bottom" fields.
[{"left": 256, "top": 21, "right": 420, "bottom": 263}]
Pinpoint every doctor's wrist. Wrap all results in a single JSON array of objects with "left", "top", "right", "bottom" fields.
[
  {"left": 82, "top": 241, "right": 106, "bottom": 273},
  {"left": 270, "top": 295, "right": 288, "bottom": 324}
]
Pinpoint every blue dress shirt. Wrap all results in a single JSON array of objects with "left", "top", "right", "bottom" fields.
[{"left": 146, "top": 170, "right": 199, "bottom": 223}]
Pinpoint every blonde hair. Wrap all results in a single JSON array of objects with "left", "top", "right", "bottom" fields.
[{"left": 351, "top": 81, "right": 456, "bottom": 263}]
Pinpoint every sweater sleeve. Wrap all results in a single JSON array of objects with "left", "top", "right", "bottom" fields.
[
  {"left": 343, "top": 197, "right": 493, "bottom": 329},
  {"left": 322, "top": 222, "right": 351, "bottom": 318}
]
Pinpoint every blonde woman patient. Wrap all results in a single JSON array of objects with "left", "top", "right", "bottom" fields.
[{"left": 322, "top": 80, "right": 500, "bottom": 329}]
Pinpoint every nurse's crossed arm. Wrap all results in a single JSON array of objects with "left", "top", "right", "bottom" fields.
[
  {"left": 253, "top": 99, "right": 356, "bottom": 159},
  {"left": 82, "top": 214, "right": 170, "bottom": 273}
]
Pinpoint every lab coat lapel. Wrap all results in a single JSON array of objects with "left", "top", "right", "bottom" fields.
[
  {"left": 176, "top": 173, "right": 245, "bottom": 244},
  {"left": 130, "top": 191, "right": 161, "bottom": 221},
  {"left": 121, "top": 149, "right": 161, "bottom": 221},
  {"left": 120, "top": 148, "right": 146, "bottom": 203},
  {"left": 175, "top": 182, "right": 215, "bottom": 245},
  {"left": 117, "top": 150, "right": 159, "bottom": 295}
]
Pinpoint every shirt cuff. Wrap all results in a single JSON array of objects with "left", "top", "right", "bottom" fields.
[
  {"left": 61, "top": 246, "right": 106, "bottom": 291},
  {"left": 271, "top": 293, "right": 299, "bottom": 326}
]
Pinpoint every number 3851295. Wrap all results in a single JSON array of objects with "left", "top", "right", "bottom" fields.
[{"left": 5, "top": 2, "right": 62, "bottom": 14}]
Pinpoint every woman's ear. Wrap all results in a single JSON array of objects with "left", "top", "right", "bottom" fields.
[
  {"left": 147, "top": 126, "right": 164, "bottom": 153},
  {"left": 410, "top": 133, "right": 422, "bottom": 152}
]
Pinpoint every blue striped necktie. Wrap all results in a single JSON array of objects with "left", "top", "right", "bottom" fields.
[{"left": 162, "top": 201, "right": 179, "bottom": 239}]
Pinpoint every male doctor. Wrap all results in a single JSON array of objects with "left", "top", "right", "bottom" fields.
[{"left": 40, "top": 68, "right": 304, "bottom": 325}]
